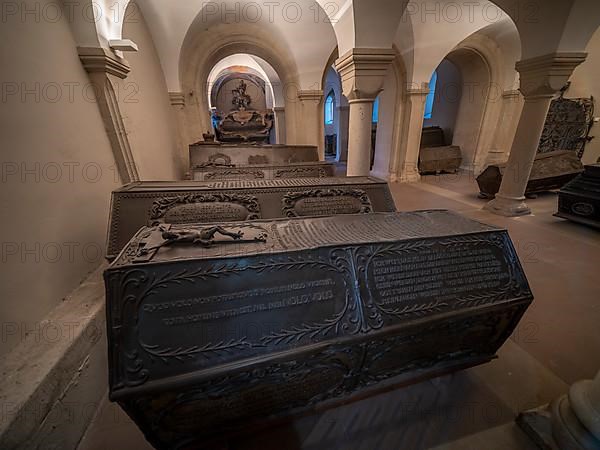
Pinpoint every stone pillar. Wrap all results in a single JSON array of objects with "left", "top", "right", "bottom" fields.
[
  {"left": 485, "top": 90, "right": 523, "bottom": 166},
  {"left": 168, "top": 92, "right": 189, "bottom": 178},
  {"left": 485, "top": 53, "right": 586, "bottom": 216},
  {"left": 297, "top": 90, "right": 324, "bottom": 158},
  {"left": 397, "top": 87, "right": 429, "bottom": 182},
  {"left": 336, "top": 105, "right": 349, "bottom": 162},
  {"left": 273, "top": 106, "right": 286, "bottom": 144},
  {"left": 518, "top": 370, "right": 600, "bottom": 449},
  {"left": 78, "top": 47, "right": 139, "bottom": 183},
  {"left": 335, "top": 48, "right": 395, "bottom": 176}
]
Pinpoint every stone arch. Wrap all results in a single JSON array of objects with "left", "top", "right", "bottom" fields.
[
  {"left": 372, "top": 48, "right": 407, "bottom": 181},
  {"left": 179, "top": 30, "right": 300, "bottom": 144}
]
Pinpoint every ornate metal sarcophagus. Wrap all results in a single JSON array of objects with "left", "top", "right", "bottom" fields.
[
  {"left": 477, "top": 150, "right": 584, "bottom": 198},
  {"left": 189, "top": 143, "right": 319, "bottom": 167},
  {"left": 419, "top": 145, "right": 462, "bottom": 174},
  {"left": 104, "top": 211, "right": 533, "bottom": 449},
  {"left": 191, "top": 161, "right": 335, "bottom": 181},
  {"left": 554, "top": 164, "right": 600, "bottom": 228},
  {"left": 105, "top": 177, "right": 396, "bottom": 260}
]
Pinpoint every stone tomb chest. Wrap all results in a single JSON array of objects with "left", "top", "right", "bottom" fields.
[
  {"left": 555, "top": 164, "right": 600, "bottom": 229},
  {"left": 104, "top": 211, "right": 532, "bottom": 448},
  {"left": 105, "top": 177, "right": 396, "bottom": 260},
  {"left": 477, "top": 150, "right": 584, "bottom": 198},
  {"left": 189, "top": 143, "right": 320, "bottom": 167},
  {"left": 191, "top": 161, "right": 335, "bottom": 181}
]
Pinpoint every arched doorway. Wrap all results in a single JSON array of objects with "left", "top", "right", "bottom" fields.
[
  {"left": 322, "top": 64, "right": 349, "bottom": 162},
  {"left": 206, "top": 54, "right": 285, "bottom": 144}
]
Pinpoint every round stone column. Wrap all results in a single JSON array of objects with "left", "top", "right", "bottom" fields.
[
  {"left": 335, "top": 48, "right": 395, "bottom": 177},
  {"left": 518, "top": 370, "right": 600, "bottom": 449},
  {"left": 347, "top": 99, "right": 374, "bottom": 176}
]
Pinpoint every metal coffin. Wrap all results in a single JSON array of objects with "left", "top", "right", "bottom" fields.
[
  {"left": 554, "top": 164, "right": 600, "bottom": 228},
  {"left": 477, "top": 150, "right": 584, "bottom": 198},
  {"left": 105, "top": 177, "right": 397, "bottom": 260},
  {"left": 419, "top": 145, "right": 462, "bottom": 174},
  {"left": 104, "top": 211, "right": 533, "bottom": 449},
  {"left": 191, "top": 161, "right": 335, "bottom": 181},
  {"left": 189, "top": 143, "right": 319, "bottom": 168}
]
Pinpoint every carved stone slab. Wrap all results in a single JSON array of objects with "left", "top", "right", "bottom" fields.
[
  {"left": 477, "top": 150, "right": 584, "bottom": 198},
  {"left": 191, "top": 161, "right": 335, "bottom": 181},
  {"left": 189, "top": 143, "right": 320, "bottom": 168},
  {"left": 554, "top": 164, "right": 600, "bottom": 228},
  {"left": 104, "top": 210, "right": 532, "bottom": 448},
  {"left": 105, "top": 177, "right": 396, "bottom": 260}
]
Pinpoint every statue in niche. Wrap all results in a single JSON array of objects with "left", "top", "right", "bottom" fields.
[{"left": 231, "top": 80, "right": 252, "bottom": 110}]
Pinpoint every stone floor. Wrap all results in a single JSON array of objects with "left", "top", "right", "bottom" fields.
[{"left": 78, "top": 171, "right": 600, "bottom": 450}]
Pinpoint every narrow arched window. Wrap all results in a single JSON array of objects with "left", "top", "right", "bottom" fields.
[
  {"left": 372, "top": 95, "right": 380, "bottom": 123},
  {"left": 324, "top": 92, "right": 334, "bottom": 124},
  {"left": 424, "top": 70, "right": 438, "bottom": 119}
]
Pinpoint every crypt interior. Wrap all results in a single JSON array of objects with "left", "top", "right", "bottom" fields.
[{"left": 1, "top": 0, "right": 600, "bottom": 449}]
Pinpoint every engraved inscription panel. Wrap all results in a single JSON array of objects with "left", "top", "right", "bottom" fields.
[
  {"left": 293, "top": 196, "right": 363, "bottom": 216},
  {"left": 282, "top": 189, "right": 373, "bottom": 217},
  {"left": 132, "top": 250, "right": 350, "bottom": 379},
  {"left": 202, "top": 169, "right": 265, "bottom": 180},
  {"left": 364, "top": 236, "right": 522, "bottom": 322},
  {"left": 275, "top": 167, "right": 326, "bottom": 178},
  {"left": 163, "top": 202, "right": 251, "bottom": 223}
]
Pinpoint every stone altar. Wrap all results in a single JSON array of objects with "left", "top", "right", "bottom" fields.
[
  {"left": 105, "top": 177, "right": 397, "bottom": 260},
  {"left": 554, "top": 164, "right": 600, "bottom": 229},
  {"left": 104, "top": 210, "right": 533, "bottom": 448},
  {"left": 189, "top": 143, "right": 320, "bottom": 168},
  {"left": 477, "top": 150, "right": 584, "bottom": 198}
]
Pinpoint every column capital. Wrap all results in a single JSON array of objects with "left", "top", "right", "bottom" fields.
[
  {"left": 297, "top": 90, "right": 323, "bottom": 103},
  {"left": 516, "top": 52, "right": 587, "bottom": 98},
  {"left": 78, "top": 46, "right": 130, "bottom": 79},
  {"left": 168, "top": 92, "right": 185, "bottom": 107},
  {"left": 335, "top": 48, "right": 395, "bottom": 101}
]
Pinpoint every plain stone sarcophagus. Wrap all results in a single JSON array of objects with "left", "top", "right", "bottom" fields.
[
  {"left": 191, "top": 161, "right": 335, "bottom": 181},
  {"left": 419, "top": 127, "right": 462, "bottom": 174},
  {"left": 104, "top": 211, "right": 533, "bottom": 448},
  {"left": 554, "top": 164, "right": 600, "bottom": 228},
  {"left": 477, "top": 150, "right": 584, "bottom": 198},
  {"left": 105, "top": 177, "right": 396, "bottom": 260},
  {"left": 189, "top": 143, "right": 320, "bottom": 167},
  {"left": 419, "top": 145, "right": 462, "bottom": 174}
]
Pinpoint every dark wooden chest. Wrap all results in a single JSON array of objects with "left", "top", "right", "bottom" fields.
[{"left": 104, "top": 211, "right": 532, "bottom": 449}]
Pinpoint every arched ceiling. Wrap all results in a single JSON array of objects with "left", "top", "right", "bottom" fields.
[
  {"left": 206, "top": 54, "right": 284, "bottom": 108},
  {"left": 67, "top": 0, "right": 600, "bottom": 93},
  {"left": 395, "top": 0, "right": 521, "bottom": 85}
]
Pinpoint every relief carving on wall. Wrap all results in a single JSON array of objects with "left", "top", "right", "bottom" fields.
[{"left": 537, "top": 83, "right": 595, "bottom": 159}]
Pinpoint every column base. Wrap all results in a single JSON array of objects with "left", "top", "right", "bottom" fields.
[
  {"left": 517, "top": 396, "right": 600, "bottom": 450},
  {"left": 399, "top": 167, "right": 421, "bottom": 183},
  {"left": 484, "top": 193, "right": 531, "bottom": 217}
]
